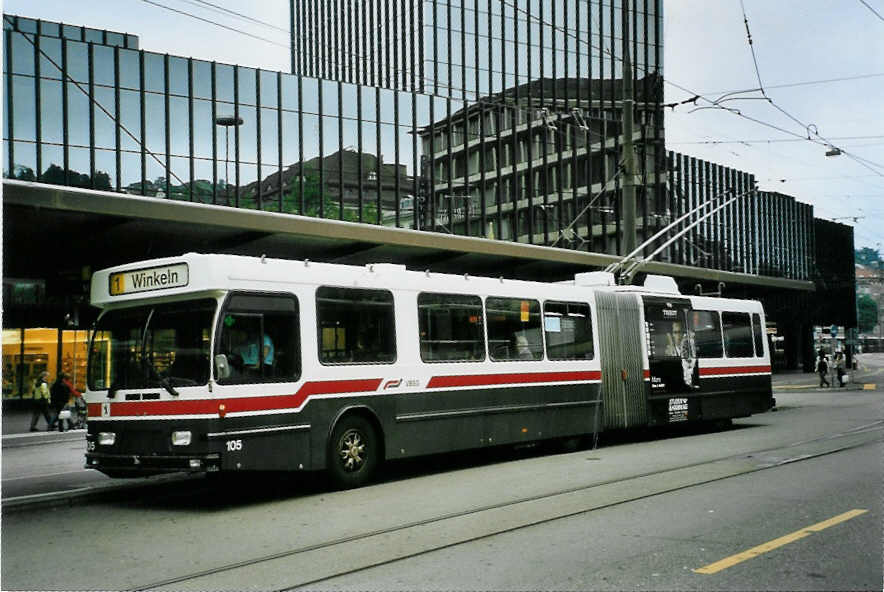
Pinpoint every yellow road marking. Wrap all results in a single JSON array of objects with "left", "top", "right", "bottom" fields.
[{"left": 693, "top": 509, "right": 868, "bottom": 575}]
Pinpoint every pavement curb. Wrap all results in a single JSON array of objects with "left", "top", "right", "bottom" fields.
[
  {"left": 2, "top": 429, "right": 86, "bottom": 449},
  {"left": 1, "top": 472, "right": 200, "bottom": 514}
]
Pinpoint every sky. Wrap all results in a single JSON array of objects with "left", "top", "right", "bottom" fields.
[{"left": 6, "top": 0, "right": 884, "bottom": 251}]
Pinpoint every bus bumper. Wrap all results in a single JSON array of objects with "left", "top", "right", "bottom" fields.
[{"left": 85, "top": 452, "right": 221, "bottom": 477}]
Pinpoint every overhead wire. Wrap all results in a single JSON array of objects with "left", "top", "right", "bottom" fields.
[{"left": 857, "top": 0, "right": 884, "bottom": 22}]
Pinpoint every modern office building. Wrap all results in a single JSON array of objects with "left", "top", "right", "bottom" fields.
[{"left": 1, "top": 6, "right": 855, "bottom": 400}]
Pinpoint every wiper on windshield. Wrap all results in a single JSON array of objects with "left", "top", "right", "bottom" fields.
[
  {"left": 141, "top": 356, "right": 180, "bottom": 397},
  {"left": 139, "top": 308, "right": 179, "bottom": 397}
]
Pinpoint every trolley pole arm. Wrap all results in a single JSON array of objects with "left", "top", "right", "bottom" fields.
[
  {"left": 619, "top": 195, "right": 740, "bottom": 284},
  {"left": 604, "top": 191, "right": 731, "bottom": 274}
]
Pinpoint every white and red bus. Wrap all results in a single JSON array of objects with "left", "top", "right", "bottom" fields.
[{"left": 84, "top": 253, "right": 773, "bottom": 487}]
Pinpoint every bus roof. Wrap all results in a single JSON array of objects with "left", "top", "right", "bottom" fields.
[{"left": 90, "top": 253, "right": 762, "bottom": 310}]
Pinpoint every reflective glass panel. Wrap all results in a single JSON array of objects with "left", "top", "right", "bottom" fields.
[
  {"left": 93, "top": 148, "right": 116, "bottom": 190},
  {"left": 321, "top": 80, "right": 338, "bottom": 116},
  {"left": 260, "top": 107, "right": 279, "bottom": 165},
  {"left": 259, "top": 70, "right": 278, "bottom": 108},
  {"left": 301, "top": 77, "right": 318, "bottom": 113},
  {"left": 143, "top": 52, "right": 165, "bottom": 93},
  {"left": 280, "top": 73, "right": 298, "bottom": 111},
  {"left": 360, "top": 85, "right": 376, "bottom": 122},
  {"left": 238, "top": 105, "right": 258, "bottom": 165},
  {"left": 192, "top": 156, "right": 214, "bottom": 203},
  {"left": 62, "top": 24, "right": 81, "bottom": 40},
  {"left": 119, "top": 89, "right": 141, "bottom": 152},
  {"left": 118, "top": 49, "right": 140, "bottom": 90},
  {"left": 93, "top": 86, "right": 116, "bottom": 150},
  {"left": 280, "top": 110, "right": 299, "bottom": 170},
  {"left": 12, "top": 33, "right": 35, "bottom": 76},
  {"left": 38, "top": 37, "right": 62, "bottom": 80},
  {"left": 379, "top": 88, "right": 395, "bottom": 123},
  {"left": 40, "top": 144, "right": 62, "bottom": 180},
  {"left": 67, "top": 146, "right": 91, "bottom": 187},
  {"left": 192, "top": 98, "right": 213, "bottom": 158},
  {"left": 39, "top": 79, "right": 63, "bottom": 144},
  {"left": 84, "top": 29, "right": 103, "bottom": 44},
  {"left": 169, "top": 155, "right": 190, "bottom": 199},
  {"left": 169, "top": 56, "right": 188, "bottom": 96},
  {"left": 93, "top": 44, "right": 114, "bottom": 87},
  {"left": 169, "top": 96, "right": 189, "bottom": 157},
  {"left": 341, "top": 83, "right": 358, "bottom": 119},
  {"left": 144, "top": 92, "right": 166, "bottom": 154},
  {"left": 12, "top": 76, "right": 36, "bottom": 142},
  {"left": 215, "top": 63, "right": 234, "bottom": 104},
  {"left": 119, "top": 149, "right": 141, "bottom": 193},
  {"left": 67, "top": 81, "right": 90, "bottom": 147},
  {"left": 238, "top": 67, "right": 257, "bottom": 106},
  {"left": 192, "top": 60, "right": 212, "bottom": 100},
  {"left": 11, "top": 141, "right": 36, "bottom": 180},
  {"left": 39, "top": 21, "right": 59, "bottom": 37}
]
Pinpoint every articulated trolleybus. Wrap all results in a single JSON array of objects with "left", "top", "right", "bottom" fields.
[{"left": 84, "top": 253, "right": 773, "bottom": 487}]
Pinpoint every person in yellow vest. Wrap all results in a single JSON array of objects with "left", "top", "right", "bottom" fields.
[{"left": 29, "top": 371, "right": 52, "bottom": 431}]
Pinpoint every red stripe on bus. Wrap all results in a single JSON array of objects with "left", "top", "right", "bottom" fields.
[
  {"left": 87, "top": 378, "right": 382, "bottom": 418},
  {"left": 699, "top": 365, "right": 771, "bottom": 376},
  {"left": 427, "top": 370, "right": 602, "bottom": 389}
]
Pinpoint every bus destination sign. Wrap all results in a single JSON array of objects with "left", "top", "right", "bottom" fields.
[{"left": 109, "top": 263, "right": 189, "bottom": 296}]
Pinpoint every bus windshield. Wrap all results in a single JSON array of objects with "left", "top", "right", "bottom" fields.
[{"left": 88, "top": 299, "right": 216, "bottom": 393}]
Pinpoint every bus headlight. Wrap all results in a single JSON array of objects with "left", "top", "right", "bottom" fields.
[
  {"left": 171, "top": 431, "right": 192, "bottom": 446},
  {"left": 98, "top": 432, "right": 116, "bottom": 446}
]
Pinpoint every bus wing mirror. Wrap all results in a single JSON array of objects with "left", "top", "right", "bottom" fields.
[{"left": 214, "top": 354, "right": 231, "bottom": 380}]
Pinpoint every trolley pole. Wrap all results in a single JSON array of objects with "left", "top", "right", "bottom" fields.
[{"left": 621, "top": 2, "right": 637, "bottom": 256}]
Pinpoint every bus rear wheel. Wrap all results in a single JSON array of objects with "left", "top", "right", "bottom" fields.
[{"left": 328, "top": 415, "right": 379, "bottom": 489}]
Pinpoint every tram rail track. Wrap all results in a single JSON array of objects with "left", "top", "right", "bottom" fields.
[{"left": 127, "top": 422, "right": 882, "bottom": 591}]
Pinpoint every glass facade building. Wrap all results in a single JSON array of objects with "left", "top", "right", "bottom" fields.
[
  {"left": 666, "top": 151, "right": 814, "bottom": 280},
  {"left": 292, "top": 0, "right": 667, "bottom": 252},
  {"left": 4, "top": 4, "right": 672, "bottom": 252}
]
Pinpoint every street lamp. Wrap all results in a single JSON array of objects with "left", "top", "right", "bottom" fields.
[{"left": 215, "top": 115, "right": 243, "bottom": 205}]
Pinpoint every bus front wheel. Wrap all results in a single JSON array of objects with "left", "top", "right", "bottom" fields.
[{"left": 327, "top": 415, "right": 379, "bottom": 489}]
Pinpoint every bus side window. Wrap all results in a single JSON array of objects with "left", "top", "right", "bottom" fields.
[
  {"left": 544, "top": 301, "right": 594, "bottom": 360},
  {"left": 486, "top": 297, "right": 543, "bottom": 361},
  {"left": 216, "top": 294, "right": 300, "bottom": 384},
  {"left": 418, "top": 293, "right": 485, "bottom": 362},
  {"left": 317, "top": 287, "right": 396, "bottom": 365},
  {"left": 752, "top": 313, "right": 765, "bottom": 357},
  {"left": 722, "top": 312, "right": 753, "bottom": 358},
  {"left": 692, "top": 310, "right": 723, "bottom": 359}
]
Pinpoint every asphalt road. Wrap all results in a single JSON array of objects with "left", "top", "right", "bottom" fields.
[
  {"left": 1, "top": 356, "right": 881, "bottom": 590},
  {"left": 311, "top": 442, "right": 881, "bottom": 591}
]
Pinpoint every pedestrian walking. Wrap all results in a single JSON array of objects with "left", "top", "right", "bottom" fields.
[
  {"left": 29, "top": 371, "right": 52, "bottom": 431},
  {"left": 834, "top": 352, "right": 846, "bottom": 387},
  {"left": 49, "top": 372, "right": 79, "bottom": 432},
  {"left": 816, "top": 354, "right": 830, "bottom": 388}
]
